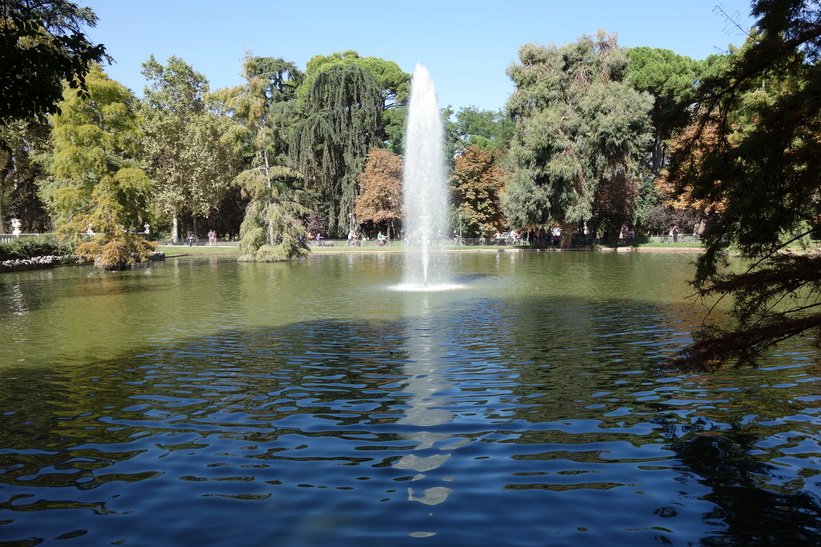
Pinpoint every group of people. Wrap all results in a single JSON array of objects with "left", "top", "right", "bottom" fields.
[
  {"left": 492, "top": 227, "right": 562, "bottom": 247},
  {"left": 184, "top": 230, "right": 219, "bottom": 247}
]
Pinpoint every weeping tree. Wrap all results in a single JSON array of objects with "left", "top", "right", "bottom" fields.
[
  {"left": 291, "top": 64, "right": 383, "bottom": 237},
  {"left": 237, "top": 165, "right": 310, "bottom": 262}
]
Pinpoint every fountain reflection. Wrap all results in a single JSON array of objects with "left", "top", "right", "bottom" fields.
[{"left": 393, "top": 293, "right": 462, "bottom": 508}]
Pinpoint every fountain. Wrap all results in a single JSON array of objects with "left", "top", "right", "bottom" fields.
[{"left": 400, "top": 64, "right": 453, "bottom": 290}]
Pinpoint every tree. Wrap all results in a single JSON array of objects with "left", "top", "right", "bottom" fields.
[
  {"left": 626, "top": 47, "right": 703, "bottom": 176},
  {"left": 43, "top": 64, "right": 154, "bottom": 269},
  {"left": 504, "top": 32, "right": 653, "bottom": 246},
  {"left": 626, "top": 48, "right": 731, "bottom": 236},
  {"left": 452, "top": 106, "right": 514, "bottom": 154},
  {"left": 0, "top": 0, "right": 107, "bottom": 122},
  {"left": 354, "top": 148, "right": 402, "bottom": 238},
  {"left": 236, "top": 165, "right": 310, "bottom": 262},
  {"left": 450, "top": 145, "right": 507, "bottom": 236},
  {"left": 291, "top": 64, "right": 384, "bottom": 236},
  {"left": 300, "top": 50, "right": 410, "bottom": 148},
  {"left": 0, "top": 118, "right": 50, "bottom": 232},
  {"left": 140, "top": 55, "right": 239, "bottom": 241},
  {"left": 219, "top": 56, "right": 309, "bottom": 261},
  {"left": 667, "top": 0, "right": 821, "bottom": 370}
]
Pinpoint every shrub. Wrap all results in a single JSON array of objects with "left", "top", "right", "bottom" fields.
[{"left": 0, "top": 237, "right": 71, "bottom": 261}]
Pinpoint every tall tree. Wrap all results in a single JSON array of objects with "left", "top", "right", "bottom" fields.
[
  {"left": 667, "top": 0, "right": 821, "bottom": 370},
  {"left": 43, "top": 64, "right": 154, "bottom": 269},
  {"left": 450, "top": 145, "right": 507, "bottom": 236},
  {"left": 354, "top": 148, "right": 402, "bottom": 238},
  {"left": 627, "top": 48, "right": 729, "bottom": 235},
  {"left": 218, "top": 56, "right": 309, "bottom": 261},
  {"left": 504, "top": 32, "right": 653, "bottom": 246},
  {"left": 292, "top": 64, "right": 384, "bottom": 236},
  {"left": 626, "top": 47, "right": 703, "bottom": 176},
  {"left": 0, "top": 0, "right": 107, "bottom": 122},
  {"left": 140, "top": 55, "right": 238, "bottom": 241},
  {"left": 300, "top": 51, "right": 410, "bottom": 153}
]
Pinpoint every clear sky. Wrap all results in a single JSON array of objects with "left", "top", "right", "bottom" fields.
[{"left": 81, "top": 0, "right": 755, "bottom": 112}]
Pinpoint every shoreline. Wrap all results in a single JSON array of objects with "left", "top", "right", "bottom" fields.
[{"left": 157, "top": 244, "right": 706, "bottom": 258}]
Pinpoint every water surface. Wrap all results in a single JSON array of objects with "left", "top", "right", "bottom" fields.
[{"left": 0, "top": 252, "right": 818, "bottom": 545}]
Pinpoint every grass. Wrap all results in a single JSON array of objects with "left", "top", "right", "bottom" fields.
[{"left": 157, "top": 244, "right": 241, "bottom": 257}]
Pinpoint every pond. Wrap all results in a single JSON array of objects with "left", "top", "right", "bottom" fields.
[{"left": 0, "top": 251, "right": 818, "bottom": 545}]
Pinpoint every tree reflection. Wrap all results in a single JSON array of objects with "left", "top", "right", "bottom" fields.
[{"left": 659, "top": 417, "right": 821, "bottom": 544}]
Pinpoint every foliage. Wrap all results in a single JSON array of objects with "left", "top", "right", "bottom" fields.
[
  {"left": 504, "top": 32, "right": 653, "bottom": 245},
  {"left": 305, "top": 211, "right": 327, "bottom": 236},
  {"left": 301, "top": 51, "right": 410, "bottom": 153},
  {"left": 43, "top": 64, "right": 154, "bottom": 269},
  {"left": 453, "top": 106, "right": 514, "bottom": 154},
  {"left": 450, "top": 145, "right": 507, "bottom": 236},
  {"left": 626, "top": 47, "right": 705, "bottom": 175},
  {"left": 0, "top": 117, "right": 50, "bottom": 232},
  {"left": 222, "top": 56, "right": 310, "bottom": 261},
  {"left": 0, "top": 0, "right": 108, "bottom": 122},
  {"left": 0, "top": 235, "right": 68, "bottom": 260},
  {"left": 291, "top": 64, "right": 384, "bottom": 236},
  {"left": 301, "top": 50, "right": 410, "bottom": 113},
  {"left": 354, "top": 148, "right": 403, "bottom": 237},
  {"left": 237, "top": 165, "right": 309, "bottom": 262},
  {"left": 139, "top": 55, "right": 240, "bottom": 240},
  {"left": 220, "top": 56, "right": 304, "bottom": 166},
  {"left": 667, "top": 0, "right": 821, "bottom": 370}
]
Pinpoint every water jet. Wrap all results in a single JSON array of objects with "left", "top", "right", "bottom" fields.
[{"left": 401, "top": 64, "right": 452, "bottom": 291}]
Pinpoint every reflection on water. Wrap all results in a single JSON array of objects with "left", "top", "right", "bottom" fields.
[
  {"left": 0, "top": 252, "right": 818, "bottom": 545},
  {"left": 395, "top": 294, "right": 456, "bottom": 520}
]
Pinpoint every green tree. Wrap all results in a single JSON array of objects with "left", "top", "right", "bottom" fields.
[
  {"left": 354, "top": 148, "right": 403, "bottom": 238},
  {"left": 0, "top": 0, "right": 107, "bottom": 122},
  {"left": 667, "top": 0, "right": 821, "bottom": 370},
  {"left": 218, "top": 56, "right": 309, "bottom": 261},
  {"left": 292, "top": 64, "right": 384, "bottom": 236},
  {"left": 0, "top": 118, "right": 50, "bottom": 232},
  {"left": 505, "top": 32, "right": 653, "bottom": 246},
  {"left": 236, "top": 164, "right": 310, "bottom": 262},
  {"left": 43, "top": 64, "right": 154, "bottom": 269},
  {"left": 301, "top": 50, "right": 409, "bottom": 145},
  {"left": 626, "top": 47, "right": 702, "bottom": 176},
  {"left": 627, "top": 48, "right": 730, "bottom": 235},
  {"left": 450, "top": 145, "right": 507, "bottom": 236},
  {"left": 453, "top": 106, "right": 514, "bottom": 154},
  {"left": 140, "top": 55, "right": 239, "bottom": 241}
]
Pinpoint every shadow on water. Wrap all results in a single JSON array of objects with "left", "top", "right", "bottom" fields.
[{"left": 0, "top": 292, "right": 818, "bottom": 545}]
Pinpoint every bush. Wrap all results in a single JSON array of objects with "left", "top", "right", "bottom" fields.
[{"left": 0, "top": 237, "right": 71, "bottom": 261}]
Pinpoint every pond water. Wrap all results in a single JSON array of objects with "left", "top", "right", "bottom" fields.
[{"left": 0, "top": 251, "right": 818, "bottom": 545}]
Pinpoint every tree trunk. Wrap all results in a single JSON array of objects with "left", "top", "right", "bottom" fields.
[
  {"left": 560, "top": 222, "right": 574, "bottom": 249},
  {"left": 171, "top": 216, "right": 179, "bottom": 243}
]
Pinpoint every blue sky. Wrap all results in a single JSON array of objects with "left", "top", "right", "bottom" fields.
[{"left": 81, "top": 0, "right": 755, "bottom": 112}]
